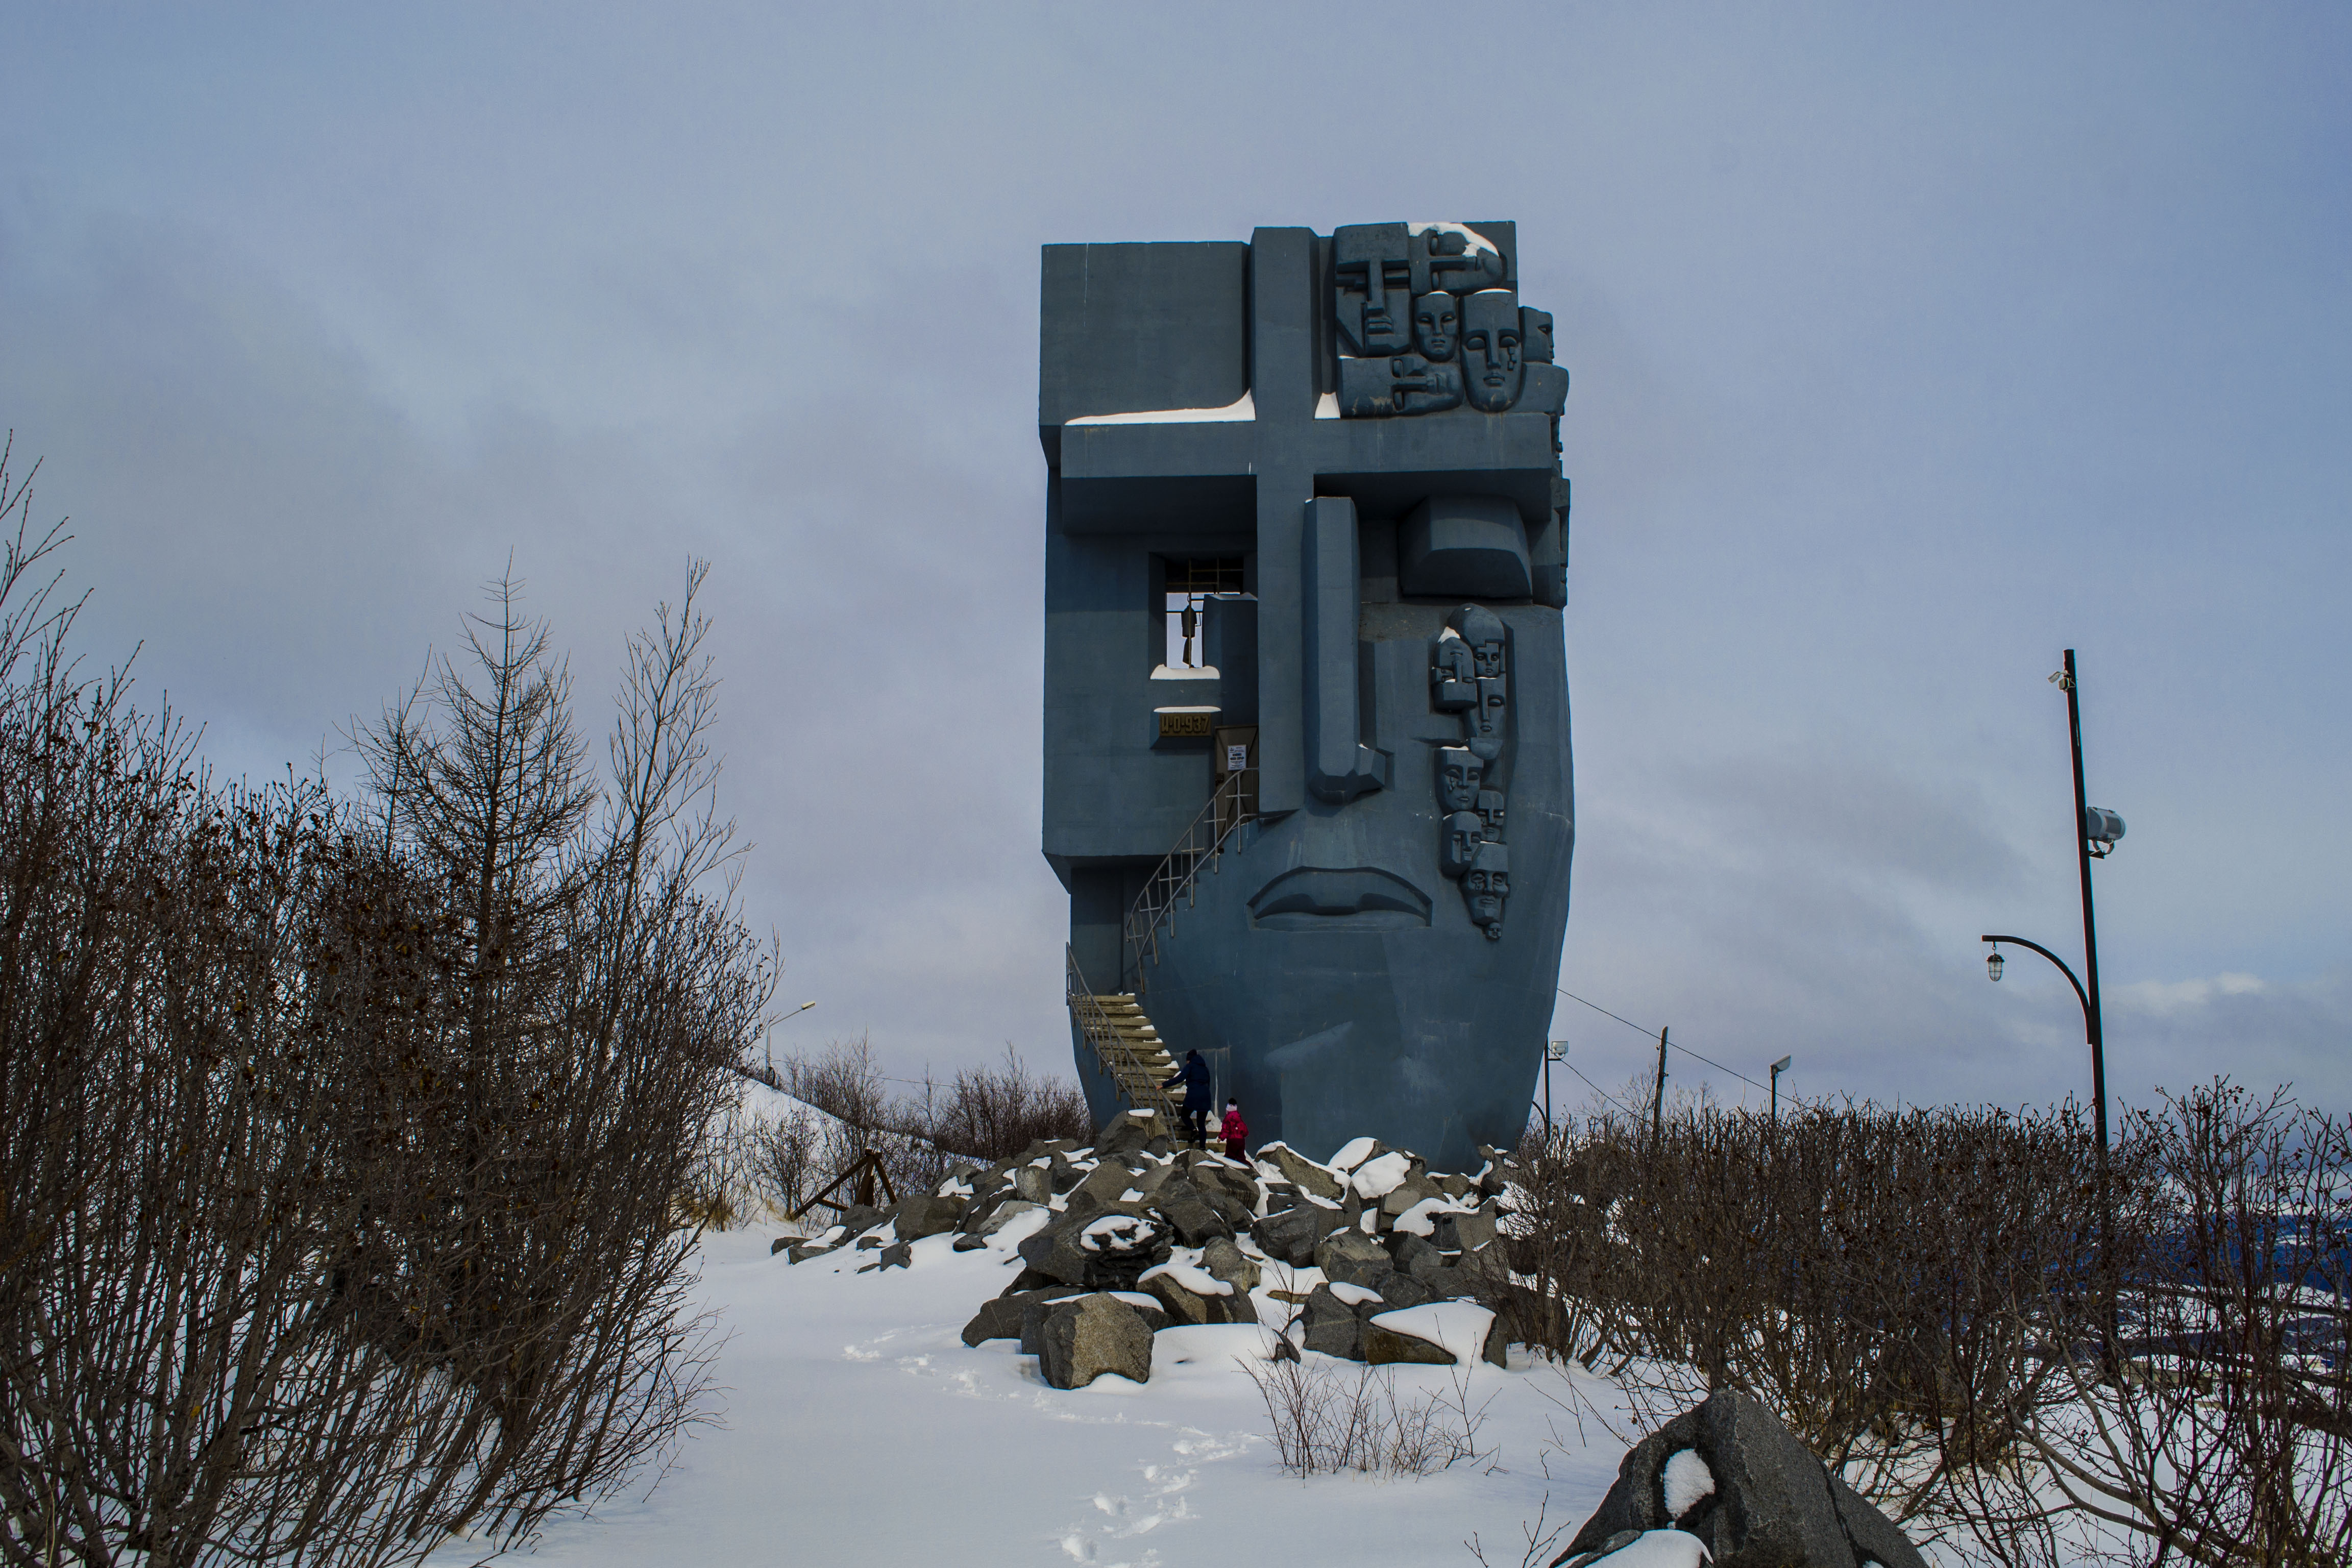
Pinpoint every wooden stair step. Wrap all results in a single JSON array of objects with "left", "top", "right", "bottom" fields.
[{"left": 1068, "top": 987, "right": 1186, "bottom": 1120}]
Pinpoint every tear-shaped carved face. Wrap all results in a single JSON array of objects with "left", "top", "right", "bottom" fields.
[
  {"left": 1461, "top": 291, "right": 1526, "bottom": 412},
  {"left": 1412, "top": 292, "right": 1459, "bottom": 361},
  {"left": 1438, "top": 749, "right": 1483, "bottom": 812}
]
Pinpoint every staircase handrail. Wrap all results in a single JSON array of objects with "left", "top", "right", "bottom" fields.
[
  {"left": 1066, "top": 946, "right": 1181, "bottom": 1118},
  {"left": 1122, "top": 769, "right": 1257, "bottom": 986}
]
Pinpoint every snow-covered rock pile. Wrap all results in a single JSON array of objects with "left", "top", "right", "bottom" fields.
[
  {"left": 1552, "top": 1388, "right": 1928, "bottom": 1568},
  {"left": 776, "top": 1108, "right": 1516, "bottom": 1389}
]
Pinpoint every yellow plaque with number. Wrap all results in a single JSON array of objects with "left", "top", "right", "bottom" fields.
[{"left": 1157, "top": 710, "right": 1213, "bottom": 739}]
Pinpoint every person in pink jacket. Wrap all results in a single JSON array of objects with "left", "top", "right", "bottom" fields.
[{"left": 1219, "top": 1100, "right": 1247, "bottom": 1159}]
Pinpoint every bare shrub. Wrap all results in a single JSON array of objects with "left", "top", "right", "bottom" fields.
[
  {"left": 1975, "top": 1081, "right": 2352, "bottom": 1568},
  {"left": 1500, "top": 1097, "right": 2116, "bottom": 1536},
  {"left": 327, "top": 564, "right": 772, "bottom": 1551},
  {"left": 772, "top": 1040, "right": 1091, "bottom": 1214},
  {"left": 0, "top": 494, "right": 771, "bottom": 1567},
  {"left": 782, "top": 1035, "right": 892, "bottom": 1136},
  {"left": 1501, "top": 1082, "right": 2351, "bottom": 1568},
  {"left": 779, "top": 1035, "right": 949, "bottom": 1200},
  {"left": 1241, "top": 1351, "right": 1488, "bottom": 1477},
  {"left": 748, "top": 1100, "right": 822, "bottom": 1217},
  {"left": 1465, "top": 1494, "right": 1576, "bottom": 1568},
  {"left": 934, "top": 1046, "right": 1092, "bottom": 1161}
]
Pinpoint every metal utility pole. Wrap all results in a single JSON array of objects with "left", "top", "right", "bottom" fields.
[
  {"left": 2059, "top": 649, "right": 2111, "bottom": 1168},
  {"left": 1542, "top": 1040, "right": 1566, "bottom": 1141},
  {"left": 1769, "top": 1055, "right": 1792, "bottom": 1124},
  {"left": 1649, "top": 1026, "right": 1669, "bottom": 1145},
  {"left": 1983, "top": 647, "right": 2126, "bottom": 1370}
]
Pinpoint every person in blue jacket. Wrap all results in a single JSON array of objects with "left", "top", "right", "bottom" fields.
[{"left": 1167, "top": 1050, "right": 1212, "bottom": 1148}]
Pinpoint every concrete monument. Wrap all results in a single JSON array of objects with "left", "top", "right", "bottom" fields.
[{"left": 1041, "top": 223, "right": 1573, "bottom": 1172}]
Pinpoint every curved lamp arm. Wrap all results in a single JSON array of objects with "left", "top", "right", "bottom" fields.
[{"left": 1981, "top": 934, "right": 2094, "bottom": 1042}]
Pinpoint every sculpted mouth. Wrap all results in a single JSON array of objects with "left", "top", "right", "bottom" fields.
[{"left": 1248, "top": 866, "right": 1431, "bottom": 929}]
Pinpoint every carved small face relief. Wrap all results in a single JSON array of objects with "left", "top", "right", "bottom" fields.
[
  {"left": 1438, "top": 749, "right": 1483, "bottom": 812},
  {"left": 1335, "top": 225, "right": 1415, "bottom": 356},
  {"left": 1475, "top": 677, "right": 1508, "bottom": 736},
  {"left": 1464, "top": 866, "right": 1510, "bottom": 932},
  {"left": 1412, "top": 292, "right": 1459, "bottom": 361},
  {"left": 1473, "top": 637, "right": 1506, "bottom": 679},
  {"left": 1476, "top": 788, "right": 1506, "bottom": 837},
  {"left": 1443, "top": 812, "right": 1486, "bottom": 877},
  {"left": 1451, "top": 605, "right": 1508, "bottom": 679},
  {"left": 1461, "top": 292, "right": 1526, "bottom": 412},
  {"left": 1520, "top": 307, "right": 1555, "bottom": 363}
]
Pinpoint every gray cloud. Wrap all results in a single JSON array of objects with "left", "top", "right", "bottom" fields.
[{"left": 3, "top": 3, "right": 2345, "bottom": 1108}]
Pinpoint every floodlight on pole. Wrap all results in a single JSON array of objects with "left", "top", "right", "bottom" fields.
[
  {"left": 1769, "top": 1055, "right": 1792, "bottom": 1124},
  {"left": 1540, "top": 1039, "right": 1568, "bottom": 1140}
]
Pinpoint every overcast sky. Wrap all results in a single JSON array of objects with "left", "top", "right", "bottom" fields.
[{"left": 4, "top": 3, "right": 2345, "bottom": 1120}]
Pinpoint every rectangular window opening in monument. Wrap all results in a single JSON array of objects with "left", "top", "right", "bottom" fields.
[{"left": 1160, "top": 557, "right": 1246, "bottom": 674}]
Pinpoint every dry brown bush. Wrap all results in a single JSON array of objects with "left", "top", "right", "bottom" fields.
[
  {"left": 933, "top": 1046, "right": 1092, "bottom": 1162},
  {"left": 1499, "top": 1097, "right": 2115, "bottom": 1544},
  {"left": 1980, "top": 1082, "right": 2352, "bottom": 1568},
  {"left": 778, "top": 1036, "right": 951, "bottom": 1198},
  {"left": 0, "top": 464, "right": 770, "bottom": 1568},
  {"left": 1240, "top": 1352, "right": 1489, "bottom": 1477},
  {"left": 1499, "top": 1082, "right": 2351, "bottom": 1568},
  {"left": 766, "top": 1039, "right": 1090, "bottom": 1215}
]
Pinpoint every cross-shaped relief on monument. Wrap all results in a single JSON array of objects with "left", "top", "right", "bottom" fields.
[
  {"left": 1042, "top": 226, "right": 1567, "bottom": 811},
  {"left": 1040, "top": 222, "right": 1576, "bottom": 1171}
]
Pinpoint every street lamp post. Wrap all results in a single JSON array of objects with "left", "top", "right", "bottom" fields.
[
  {"left": 1984, "top": 648, "right": 2123, "bottom": 1167},
  {"left": 765, "top": 998, "right": 818, "bottom": 1079},
  {"left": 1984, "top": 930, "right": 2117, "bottom": 1361},
  {"left": 1769, "top": 1055, "right": 1792, "bottom": 1124},
  {"left": 1983, "top": 646, "right": 2127, "bottom": 1363}
]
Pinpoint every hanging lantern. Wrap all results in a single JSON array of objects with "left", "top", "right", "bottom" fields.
[{"left": 1987, "top": 949, "right": 2004, "bottom": 982}]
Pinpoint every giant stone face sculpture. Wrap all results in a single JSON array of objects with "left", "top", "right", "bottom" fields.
[{"left": 1041, "top": 222, "right": 1573, "bottom": 1172}]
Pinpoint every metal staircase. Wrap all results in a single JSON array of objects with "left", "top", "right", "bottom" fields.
[
  {"left": 1122, "top": 769, "right": 1257, "bottom": 987},
  {"left": 1065, "top": 771, "right": 1259, "bottom": 1118},
  {"left": 1065, "top": 946, "right": 1183, "bottom": 1120}
]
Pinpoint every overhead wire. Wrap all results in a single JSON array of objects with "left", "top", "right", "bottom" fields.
[
  {"left": 1554, "top": 986, "right": 1777, "bottom": 1096},
  {"left": 1560, "top": 1057, "right": 1642, "bottom": 1119}
]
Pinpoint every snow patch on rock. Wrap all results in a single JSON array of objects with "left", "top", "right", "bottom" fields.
[{"left": 1662, "top": 1447, "right": 1716, "bottom": 1516}]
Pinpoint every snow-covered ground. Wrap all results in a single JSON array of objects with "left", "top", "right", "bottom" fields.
[{"left": 453, "top": 1218, "right": 1636, "bottom": 1568}]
